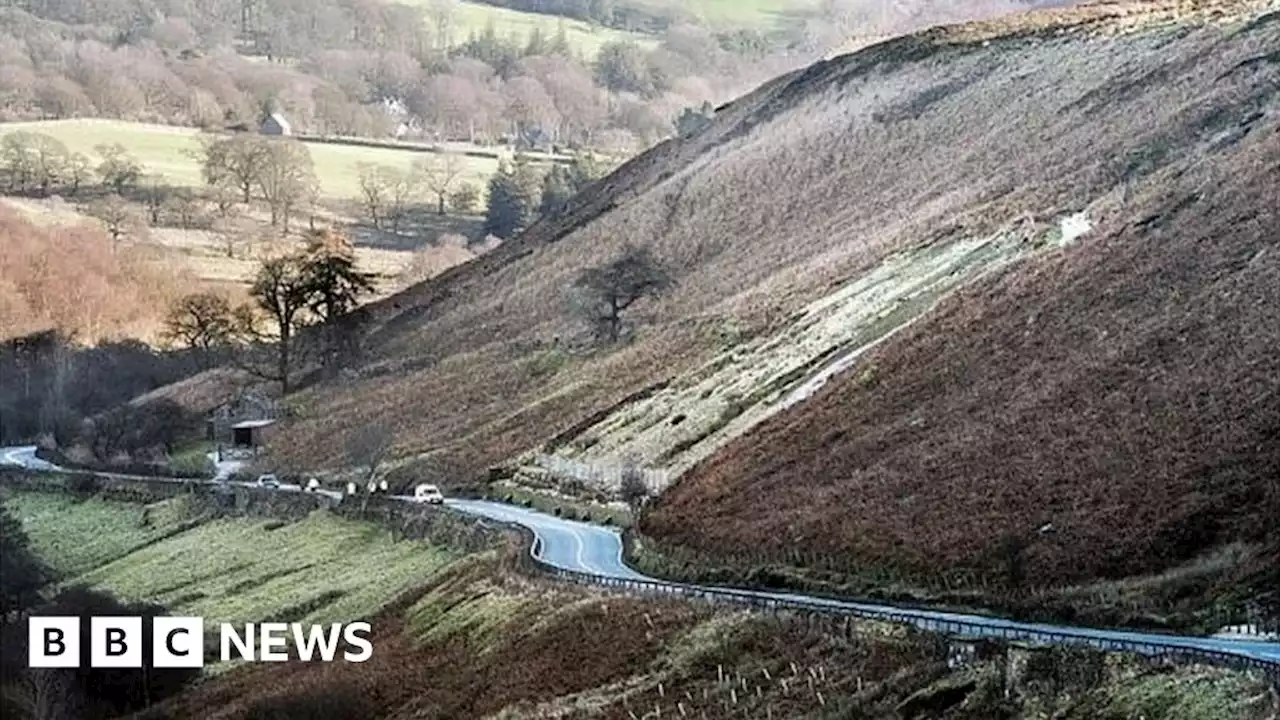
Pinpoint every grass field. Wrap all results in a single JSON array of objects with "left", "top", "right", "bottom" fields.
[
  {"left": 436, "top": 0, "right": 816, "bottom": 43},
  {"left": 5, "top": 491, "right": 456, "bottom": 627},
  {"left": 438, "top": 1, "right": 656, "bottom": 54},
  {"left": 632, "top": 0, "right": 818, "bottom": 29},
  {"left": 0, "top": 119, "right": 502, "bottom": 202}
]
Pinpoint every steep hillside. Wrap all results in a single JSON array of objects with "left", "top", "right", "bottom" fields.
[
  {"left": 634, "top": 4, "right": 1280, "bottom": 617},
  {"left": 270, "top": 0, "right": 1274, "bottom": 470},
  {"left": 247, "top": 0, "right": 1280, "bottom": 617}
]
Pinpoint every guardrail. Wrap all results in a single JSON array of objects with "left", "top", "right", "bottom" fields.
[{"left": 513, "top": 526, "right": 1280, "bottom": 688}]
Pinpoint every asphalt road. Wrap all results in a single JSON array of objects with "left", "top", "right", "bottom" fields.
[{"left": 3, "top": 445, "right": 1277, "bottom": 666}]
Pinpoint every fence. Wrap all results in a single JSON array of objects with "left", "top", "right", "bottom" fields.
[{"left": 519, "top": 529, "right": 1280, "bottom": 688}]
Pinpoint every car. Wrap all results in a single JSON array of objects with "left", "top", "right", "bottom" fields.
[
  {"left": 413, "top": 483, "right": 445, "bottom": 504},
  {"left": 305, "top": 478, "right": 321, "bottom": 492},
  {"left": 256, "top": 473, "right": 280, "bottom": 489}
]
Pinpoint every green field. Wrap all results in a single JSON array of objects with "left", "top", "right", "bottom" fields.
[
  {"left": 0, "top": 119, "right": 502, "bottom": 202},
  {"left": 439, "top": 1, "right": 656, "bottom": 54},
  {"left": 437, "top": 0, "right": 815, "bottom": 43},
  {"left": 631, "top": 0, "right": 818, "bottom": 29},
  {"left": 6, "top": 491, "right": 455, "bottom": 627}
]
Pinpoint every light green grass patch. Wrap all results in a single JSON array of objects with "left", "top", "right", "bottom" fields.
[
  {"left": 405, "top": 569, "right": 535, "bottom": 654},
  {"left": 414, "top": 1, "right": 655, "bottom": 56},
  {"left": 1091, "top": 666, "right": 1272, "bottom": 720},
  {"left": 0, "top": 119, "right": 501, "bottom": 201},
  {"left": 75, "top": 511, "right": 454, "bottom": 626},
  {"left": 633, "top": 0, "right": 819, "bottom": 30},
  {"left": 9, "top": 490, "right": 457, "bottom": 628},
  {"left": 169, "top": 441, "right": 216, "bottom": 477},
  {"left": 4, "top": 491, "right": 190, "bottom": 578}
]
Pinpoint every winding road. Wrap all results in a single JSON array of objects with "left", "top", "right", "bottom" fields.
[{"left": 3, "top": 445, "right": 1277, "bottom": 671}]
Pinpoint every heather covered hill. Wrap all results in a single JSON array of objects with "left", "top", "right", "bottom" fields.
[
  {"left": 635, "top": 6, "right": 1280, "bottom": 618},
  {"left": 271, "top": 0, "right": 1280, "bottom": 503}
]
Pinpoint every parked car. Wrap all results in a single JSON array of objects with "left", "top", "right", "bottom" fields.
[
  {"left": 256, "top": 473, "right": 280, "bottom": 489},
  {"left": 413, "top": 484, "right": 445, "bottom": 504}
]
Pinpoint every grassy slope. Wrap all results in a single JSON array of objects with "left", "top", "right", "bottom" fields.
[
  {"left": 5, "top": 491, "right": 455, "bottom": 627},
  {"left": 418, "top": 0, "right": 807, "bottom": 51},
  {"left": 0, "top": 119, "right": 501, "bottom": 201},
  {"left": 441, "top": 1, "right": 656, "bottom": 53},
  {"left": 155, "top": 547, "right": 1268, "bottom": 720}
]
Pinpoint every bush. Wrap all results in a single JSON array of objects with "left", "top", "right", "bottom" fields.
[{"left": 65, "top": 473, "right": 101, "bottom": 498}]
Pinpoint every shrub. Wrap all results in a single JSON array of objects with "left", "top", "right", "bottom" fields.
[{"left": 65, "top": 473, "right": 101, "bottom": 498}]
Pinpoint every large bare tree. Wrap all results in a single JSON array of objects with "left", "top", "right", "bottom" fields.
[
  {"left": 162, "top": 293, "right": 236, "bottom": 367},
  {"left": 245, "top": 254, "right": 313, "bottom": 395},
  {"left": 257, "top": 139, "right": 317, "bottom": 233},
  {"left": 569, "top": 245, "right": 672, "bottom": 343},
  {"left": 414, "top": 153, "right": 464, "bottom": 216}
]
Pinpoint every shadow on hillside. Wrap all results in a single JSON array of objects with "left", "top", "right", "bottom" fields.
[{"left": 329, "top": 200, "right": 483, "bottom": 250}]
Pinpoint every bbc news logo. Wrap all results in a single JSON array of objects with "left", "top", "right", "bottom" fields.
[{"left": 29, "top": 617, "right": 372, "bottom": 668}]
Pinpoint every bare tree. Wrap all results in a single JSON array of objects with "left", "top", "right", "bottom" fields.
[
  {"left": 347, "top": 421, "right": 393, "bottom": 487},
  {"left": 196, "top": 134, "right": 268, "bottom": 204},
  {"left": 162, "top": 293, "right": 236, "bottom": 367},
  {"left": 245, "top": 254, "right": 313, "bottom": 394},
  {"left": 139, "top": 174, "right": 173, "bottom": 225},
  {"left": 414, "top": 153, "right": 465, "bottom": 216},
  {"left": 165, "top": 187, "right": 203, "bottom": 229},
  {"left": 84, "top": 194, "right": 143, "bottom": 246},
  {"left": 619, "top": 462, "right": 650, "bottom": 512},
  {"left": 257, "top": 139, "right": 317, "bottom": 233},
  {"left": 94, "top": 143, "right": 142, "bottom": 194},
  {"left": 0, "top": 132, "right": 69, "bottom": 196},
  {"left": 357, "top": 162, "right": 418, "bottom": 232},
  {"left": 65, "top": 153, "right": 93, "bottom": 196},
  {"left": 356, "top": 162, "right": 389, "bottom": 229},
  {"left": 569, "top": 245, "right": 672, "bottom": 343},
  {"left": 211, "top": 212, "right": 252, "bottom": 259}
]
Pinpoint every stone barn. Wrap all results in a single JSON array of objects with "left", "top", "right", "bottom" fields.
[{"left": 231, "top": 419, "right": 276, "bottom": 451}]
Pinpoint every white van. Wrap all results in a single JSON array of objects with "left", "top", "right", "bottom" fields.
[{"left": 413, "top": 484, "right": 445, "bottom": 504}]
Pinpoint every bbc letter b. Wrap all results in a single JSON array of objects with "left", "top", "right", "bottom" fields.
[
  {"left": 29, "top": 617, "right": 80, "bottom": 668},
  {"left": 91, "top": 617, "right": 142, "bottom": 668}
]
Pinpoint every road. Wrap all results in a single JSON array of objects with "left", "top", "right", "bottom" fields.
[{"left": 3, "top": 445, "right": 1277, "bottom": 667}]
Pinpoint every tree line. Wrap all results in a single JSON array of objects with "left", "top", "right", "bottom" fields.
[{"left": 0, "top": 0, "right": 858, "bottom": 157}]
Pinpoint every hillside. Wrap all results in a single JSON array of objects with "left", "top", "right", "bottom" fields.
[
  {"left": 174, "top": 0, "right": 1280, "bottom": 622},
  {"left": 8, "top": 490, "right": 1265, "bottom": 720},
  {"left": 3, "top": 490, "right": 459, "bottom": 628}
]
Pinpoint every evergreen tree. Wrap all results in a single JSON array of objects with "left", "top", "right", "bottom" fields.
[
  {"left": 539, "top": 154, "right": 606, "bottom": 219},
  {"left": 300, "top": 229, "right": 376, "bottom": 324},
  {"left": 484, "top": 157, "right": 542, "bottom": 239},
  {"left": 539, "top": 163, "right": 577, "bottom": 219},
  {"left": 524, "top": 26, "right": 548, "bottom": 57}
]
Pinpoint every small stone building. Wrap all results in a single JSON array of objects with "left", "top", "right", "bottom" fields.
[
  {"left": 207, "top": 391, "right": 279, "bottom": 448},
  {"left": 230, "top": 419, "right": 276, "bottom": 450}
]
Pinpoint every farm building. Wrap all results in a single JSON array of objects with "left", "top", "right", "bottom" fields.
[{"left": 230, "top": 419, "right": 277, "bottom": 450}]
